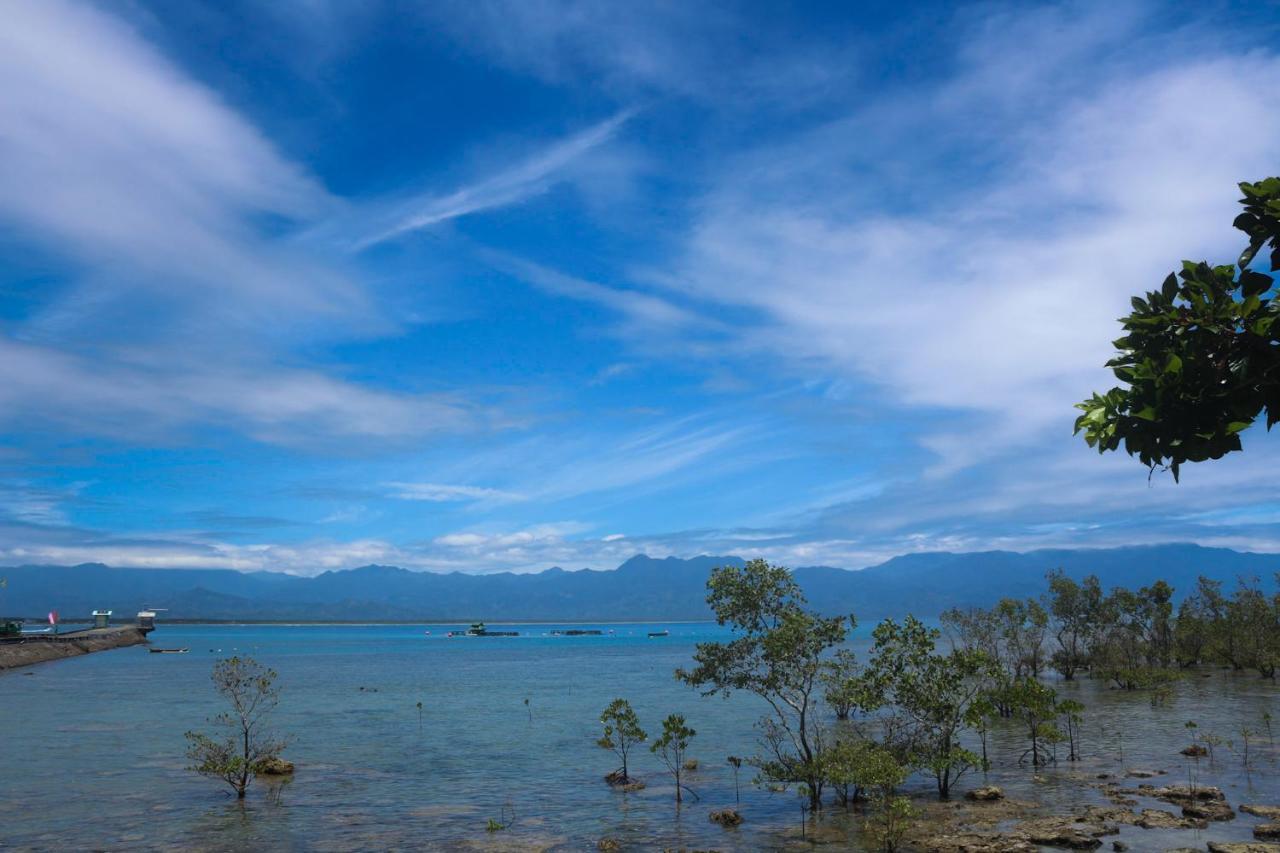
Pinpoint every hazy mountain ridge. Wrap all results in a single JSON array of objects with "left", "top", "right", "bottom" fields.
[{"left": 1, "top": 545, "right": 1276, "bottom": 622}]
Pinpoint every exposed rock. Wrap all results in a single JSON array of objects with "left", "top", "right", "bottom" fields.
[
  {"left": 1182, "top": 800, "right": 1236, "bottom": 822},
  {"left": 1180, "top": 744, "right": 1209, "bottom": 757},
  {"left": 1112, "top": 843, "right": 1127, "bottom": 852},
  {"left": 1243, "top": 806, "right": 1280, "bottom": 820},
  {"left": 1257, "top": 825, "right": 1280, "bottom": 841},
  {"left": 1207, "top": 844, "right": 1280, "bottom": 853},
  {"left": 1136, "top": 809, "right": 1204, "bottom": 830},
  {"left": 1017, "top": 816, "right": 1113, "bottom": 849},
  {"left": 254, "top": 757, "right": 295, "bottom": 776},
  {"left": 681, "top": 759, "right": 698, "bottom": 772},
  {"left": 597, "top": 839, "right": 622, "bottom": 852},
  {"left": 604, "top": 770, "right": 644, "bottom": 791},
  {"left": 965, "top": 786, "right": 1005, "bottom": 801},
  {"left": 1125, "top": 769, "right": 1161, "bottom": 779},
  {"left": 1138, "top": 783, "right": 1227, "bottom": 803},
  {"left": 708, "top": 809, "right": 742, "bottom": 827},
  {"left": 1080, "top": 806, "right": 1138, "bottom": 826},
  {"left": 918, "top": 832, "right": 1036, "bottom": 852}
]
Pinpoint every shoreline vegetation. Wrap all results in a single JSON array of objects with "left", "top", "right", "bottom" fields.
[
  {"left": 596, "top": 559, "right": 1280, "bottom": 850},
  {"left": 0, "top": 625, "right": 147, "bottom": 670}
]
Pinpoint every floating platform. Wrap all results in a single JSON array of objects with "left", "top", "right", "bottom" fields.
[
  {"left": 149, "top": 648, "right": 189, "bottom": 654},
  {"left": 551, "top": 629, "right": 603, "bottom": 636},
  {"left": 648, "top": 630, "right": 670, "bottom": 637}
]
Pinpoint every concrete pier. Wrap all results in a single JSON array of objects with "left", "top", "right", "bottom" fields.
[{"left": 0, "top": 626, "right": 149, "bottom": 670}]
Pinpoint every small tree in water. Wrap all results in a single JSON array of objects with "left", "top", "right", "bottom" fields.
[
  {"left": 1058, "top": 699, "right": 1085, "bottom": 761},
  {"left": 651, "top": 714, "right": 698, "bottom": 803},
  {"left": 1008, "top": 677, "right": 1060, "bottom": 768},
  {"left": 185, "top": 656, "right": 286, "bottom": 800},
  {"left": 727, "top": 755, "right": 743, "bottom": 802},
  {"left": 853, "top": 744, "right": 914, "bottom": 852},
  {"left": 676, "top": 559, "right": 852, "bottom": 810},
  {"left": 598, "top": 698, "right": 647, "bottom": 784}
]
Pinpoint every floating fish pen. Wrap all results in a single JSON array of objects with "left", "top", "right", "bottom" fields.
[
  {"left": 648, "top": 630, "right": 670, "bottom": 637},
  {"left": 550, "top": 629, "right": 603, "bottom": 636}
]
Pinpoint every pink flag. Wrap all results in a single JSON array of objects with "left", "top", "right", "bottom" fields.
[{"left": 48, "top": 610, "right": 58, "bottom": 626}]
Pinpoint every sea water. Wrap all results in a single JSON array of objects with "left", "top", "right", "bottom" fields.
[{"left": 2, "top": 623, "right": 1278, "bottom": 851}]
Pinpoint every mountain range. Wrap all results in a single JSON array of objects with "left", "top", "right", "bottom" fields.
[{"left": 1, "top": 544, "right": 1276, "bottom": 623}]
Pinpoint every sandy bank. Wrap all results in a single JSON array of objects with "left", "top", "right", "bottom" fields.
[{"left": 0, "top": 626, "right": 148, "bottom": 670}]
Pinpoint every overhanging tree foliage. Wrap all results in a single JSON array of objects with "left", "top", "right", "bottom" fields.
[{"left": 1075, "top": 178, "right": 1280, "bottom": 479}]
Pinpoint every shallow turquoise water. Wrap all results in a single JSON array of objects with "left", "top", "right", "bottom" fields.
[{"left": 2, "top": 623, "right": 1278, "bottom": 851}]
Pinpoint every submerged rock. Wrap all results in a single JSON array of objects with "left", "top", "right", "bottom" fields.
[
  {"left": 597, "top": 838, "right": 622, "bottom": 851},
  {"left": 1180, "top": 744, "right": 1208, "bottom": 757},
  {"left": 708, "top": 809, "right": 742, "bottom": 827},
  {"left": 1125, "top": 769, "right": 1161, "bottom": 779},
  {"left": 965, "top": 786, "right": 1005, "bottom": 801}
]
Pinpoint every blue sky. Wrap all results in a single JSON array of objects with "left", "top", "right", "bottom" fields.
[{"left": 3, "top": 0, "right": 1280, "bottom": 575}]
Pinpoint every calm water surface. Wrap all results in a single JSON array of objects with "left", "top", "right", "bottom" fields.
[{"left": 2, "top": 623, "right": 1278, "bottom": 851}]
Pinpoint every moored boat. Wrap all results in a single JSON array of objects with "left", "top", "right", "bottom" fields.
[{"left": 447, "top": 622, "right": 518, "bottom": 638}]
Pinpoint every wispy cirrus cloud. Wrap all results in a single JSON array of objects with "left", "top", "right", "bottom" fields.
[
  {"left": 384, "top": 482, "right": 523, "bottom": 503},
  {"left": 0, "top": 0, "right": 632, "bottom": 448},
  {"left": 347, "top": 111, "right": 634, "bottom": 251},
  {"left": 0, "top": 0, "right": 359, "bottom": 331}
]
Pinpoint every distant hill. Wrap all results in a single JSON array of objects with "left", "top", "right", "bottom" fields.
[{"left": 1, "top": 545, "right": 1276, "bottom": 623}]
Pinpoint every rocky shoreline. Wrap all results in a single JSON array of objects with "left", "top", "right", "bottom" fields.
[
  {"left": 908, "top": 778, "right": 1280, "bottom": 852},
  {"left": 0, "top": 626, "right": 148, "bottom": 670}
]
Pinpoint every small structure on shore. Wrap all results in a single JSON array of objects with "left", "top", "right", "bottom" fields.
[
  {"left": 136, "top": 610, "right": 159, "bottom": 634},
  {"left": 92, "top": 610, "right": 113, "bottom": 629}
]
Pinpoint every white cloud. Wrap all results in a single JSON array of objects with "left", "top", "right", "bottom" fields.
[
  {"left": 416, "top": 0, "right": 857, "bottom": 107},
  {"left": 657, "top": 23, "right": 1280, "bottom": 466},
  {"left": 0, "top": 0, "right": 362, "bottom": 330},
  {"left": 0, "top": 0, "right": 626, "bottom": 447},
  {"left": 0, "top": 337, "right": 481, "bottom": 444},
  {"left": 384, "top": 482, "right": 523, "bottom": 503}
]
